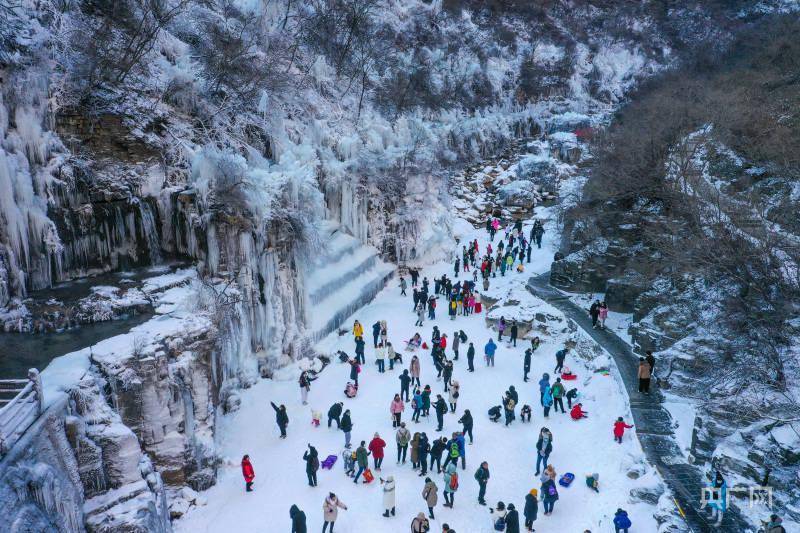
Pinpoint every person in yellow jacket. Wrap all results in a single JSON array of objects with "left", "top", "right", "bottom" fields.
[{"left": 353, "top": 320, "right": 364, "bottom": 338}]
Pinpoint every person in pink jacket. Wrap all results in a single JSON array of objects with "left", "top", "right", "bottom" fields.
[
  {"left": 599, "top": 302, "right": 609, "bottom": 330},
  {"left": 391, "top": 394, "right": 405, "bottom": 427}
]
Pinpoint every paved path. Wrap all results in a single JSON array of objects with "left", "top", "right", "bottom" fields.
[{"left": 527, "top": 272, "right": 752, "bottom": 533}]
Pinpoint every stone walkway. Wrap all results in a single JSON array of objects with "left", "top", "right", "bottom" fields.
[{"left": 527, "top": 272, "right": 751, "bottom": 533}]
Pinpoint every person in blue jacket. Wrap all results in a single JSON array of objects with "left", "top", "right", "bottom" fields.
[
  {"left": 538, "top": 373, "right": 550, "bottom": 406},
  {"left": 613, "top": 508, "right": 632, "bottom": 533},
  {"left": 484, "top": 339, "right": 497, "bottom": 366}
]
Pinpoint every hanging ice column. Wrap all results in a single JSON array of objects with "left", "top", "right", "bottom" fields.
[{"left": 305, "top": 221, "right": 394, "bottom": 342}]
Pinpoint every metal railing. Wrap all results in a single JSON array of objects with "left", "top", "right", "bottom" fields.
[{"left": 0, "top": 369, "right": 43, "bottom": 455}]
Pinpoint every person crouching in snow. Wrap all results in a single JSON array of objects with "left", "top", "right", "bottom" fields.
[
  {"left": 241, "top": 455, "right": 255, "bottom": 492},
  {"left": 380, "top": 475, "right": 396, "bottom": 517},
  {"left": 585, "top": 472, "right": 599, "bottom": 493},
  {"left": 311, "top": 409, "right": 321, "bottom": 427},
  {"left": 570, "top": 403, "right": 588, "bottom": 420},
  {"left": 613, "top": 417, "right": 633, "bottom": 443}
]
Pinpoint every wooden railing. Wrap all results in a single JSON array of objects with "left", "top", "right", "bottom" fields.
[{"left": 0, "top": 369, "right": 43, "bottom": 455}]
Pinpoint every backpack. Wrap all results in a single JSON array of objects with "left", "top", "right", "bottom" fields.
[
  {"left": 507, "top": 399, "right": 516, "bottom": 410},
  {"left": 449, "top": 472, "right": 459, "bottom": 490},
  {"left": 494, "top": 516, "right": 506, "bottom": 531},
  {"left": 547, "top": 484, "right": 557, "bottom": 496},
  {"left": 449, "top": 442, "right": 459, "bottom": 457}
]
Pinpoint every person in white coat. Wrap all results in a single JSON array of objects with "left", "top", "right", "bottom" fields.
[{"left": 381, "top": 475, "right": 396, "bottom": 517}]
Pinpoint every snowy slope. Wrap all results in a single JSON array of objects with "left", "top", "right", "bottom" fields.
[{"left": 175, "top": 213, "right": 666, "bottom": 533}]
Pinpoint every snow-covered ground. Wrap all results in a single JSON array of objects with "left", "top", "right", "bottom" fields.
[{"left": 176, "top": 213, "right": 663, "bottom": 533}]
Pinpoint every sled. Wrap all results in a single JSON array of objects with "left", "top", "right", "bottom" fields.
[
  {"left": 561, "top": 372, "right": 578, "bottom": 381},
  {"left": 474, "top": 302, "right": 482, "bottom": 313},
  {"left": 321, "top": 455, "right": 338, "bottom": 469},
  {"left": 363, "top": 469, "right": 375, "bottom": 483},
  {"left": 558, "top": 473, "right": 575, "bottom": 487}
]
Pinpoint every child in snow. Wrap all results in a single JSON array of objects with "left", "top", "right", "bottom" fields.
[
  {"left": 241, "top": 455, "right": 255, "bottom": 492},
  {"left": 520, "top": 404, "right": 532, "bottom": 422},
  {"left": 488, "top": 405, "right": 502, "bottom": 423},
  {"left": 585, "top": 473, "right": 599, "bottom": 492},
  {"left": 570, "top": 403, "right": 588, "bottom": 420},
  {"left": 613, "top": 417, "right": 633, "bottom": 443},
  {"left": 344, "top": 382, "right": 358, "bottom": 398},
  {"left": 343, "top": 451, "right": 356, "bottom": 477},
  {"left": 311, "top": 409, "right": 322, "bottom": 427}
]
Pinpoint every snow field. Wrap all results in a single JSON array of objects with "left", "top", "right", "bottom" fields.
[{"left": 176, "top": 215, "right": 662, "bottom": 533}]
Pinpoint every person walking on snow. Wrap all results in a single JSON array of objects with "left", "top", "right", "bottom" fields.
[
  {"left": 410, "top": 356, "right": 421, "bottom": 387},
  {"left": 448, "top": 380, "right": 460, "bottom": 413},
  {"left": 303, "top": 444, "right": 319, "bottom": 487},
  {"left": 354, "top": 337, "right": 365, "bottom": 365},
  {"left": 372, "top": 321, "right": 381, "bottom": 348},
  {"left": 645, "top": 350, "right": 656, "bottom": 379},
  {"left": 613, "top": 417, "right": 634, "bottom": 443},
  {"left": 638, "top": 357, "right": 651, "bottom": 394},
  {"left": 538, "top": 373, "right": 550, "bottom": 406},
  {"left": 322, "top": 493, "right": 347, "bottom": 533},
  {"left": 523, "top": 348, "right": 532, "bottom": 382},
  {"left": 443, "top": 462, "right": 458, "bottom": 508},
  {"left": 551, "top": 378, "right": 566, "bottom": 414},
  {"left": 241, "top": 455, "right": 255, "bottom": 492},
  {"left": 497, "top": 317, "right": 506, "bottom": 341},
  {"left": 509, "top": 321, "right": 518, "bottom": 347},
  {"left": 474, "top": 461, "right": 490, "bottom": 505},
  {"left": 589, "top": 300, "right": 600, "bottom": 329},
  {"left": 524, "top": 489, "right": 538, "bottom": 531},
  {"left": 290, "top": 504, "right": 306, "bottom": 533},
  {"left": 348, "top": 358, "right": 360, "bottom": 387},
  {"left": 299, "top": 371, "right": 316, "bottom": 405},
  {"left": 380, "top": 475, "right": 396, "bottom": 517},
  {"left": 599, "top": 301, "right": 608, "bottom": 330},
  {"left": 422, "top": 477, "right": 438, "bottom": 519},
  {"left": 541, "top": 477, "right": 558, "bottom": 516},
  {"left": 485, "top": 339, "right": 497, "bottom": 367},
  {"left": 430, "top": 436, "right": 447, "bottom": 474},
  {"left": 613, "top": 508, "right": 632, "bottom": 533},
  {"left": 554, "top": 347, "right": 568, "bottom": 374},
  {"left": 340, "top": 410, "right": 353, "bottom": 448},
  {"left": 369, "top": 433, "right": 386, "bottom": 470},
  {"left": 396, "top": 422, "right": 411, "bottom": 464},
  {"left": 270, "top": 401, "right": 288, "bottom": 438},
  {"left": 353, "top": 441, "right": 370, "bottom": 483},
  {"left": 400, "top": 369, "right": 412, "bottom": 401},
  {"left": 542, "top": 387, "right": 553, "bottom": 418},
  {"left": 391, "top": 394, "right": 405, "bottom": 427},
  {"left": 434, "top": 394, "right": 448, "bottom": 431},
  {"left": 416, "top": 302, "right": 425, "bottom": 327},
  {"left": 459, "top": 410, "right": 474, "bottom": 444},
  {"left": 467, "top": 342, "right": 476, "bottom": 372},
  {"left": 400, "top": 277, "right": 407, "bottom": 296},
  {"left": 535, "top": 427, "right": 553, "bottom": 475},
  {"left": 376, "top": 342, "right": 386, "bottom": 373},
  {"left": 452, "top": 331, "right": 460, "bottom": 360}
]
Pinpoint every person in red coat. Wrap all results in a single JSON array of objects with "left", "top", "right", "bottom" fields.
[
  {"left": 369, "top": 433, "right": 387, "bottom": 471},
  {"left": 613, "top": 417, "right": 634, "bottom": 443},
  {"left": 440, "top": 335, "right": 447, "bottom": 350},
  {"left": 570, "top": 403, "right": 587, "bottom": 420},
  {"left": 241, "top": 455, "right": 255, "bottom": 492}
]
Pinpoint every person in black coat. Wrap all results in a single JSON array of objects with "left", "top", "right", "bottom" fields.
[
  {"left": 523, "top": 349, "right": 532, "bottom": 382},
  {"left": 349, "top": 359, "right": 360, "bottom": 386},
  {"left": 354, "top": 337, "right": 366, "bottom": 364},
  {"left": 509, "top": 321, "right": 518, "bottom": 347},
  {"left": 303, "top": 445, "right": 319, "bottom": 486},
  {"left": 372, "top": 321, "right": 381, "bottom": 348},
  {"left": 506, "top": 503, "right": 520, "bottom": 533},
  {"left": 466, "top": 343, "right": 475, "bottom": 372},
  {"left": 399, "top": 369, "right": 412, "bottom": 402},
  {"left": 430, "top": 436, "right": 447, "bottom": 474},
  {"left": 327, "top": 402, "right": 343, "bottom": 428},
  {"left": 341, "top": 410, "right": 353, "bottom": 448},
  {"left": 270, "top": 401, "right": 288, "bottom": 438},
  {"left": 458, "top": 409, "right": 474, "bottom": 444},
  {"left": 290, "top": 504, "right": 307, "bottom": 533},
  {"left": 434, "top": 395, "right": 448, "bottom": 431},
  {"left": 524, "top": 490, "right": 538, "bottom": 531},
  {"left": 418, "top": 433, "right": 430, "bottom": 475}
]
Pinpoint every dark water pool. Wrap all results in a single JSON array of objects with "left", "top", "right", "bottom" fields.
[{"left": 0, "top": 312, "right": 153, "bottom": 380}]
